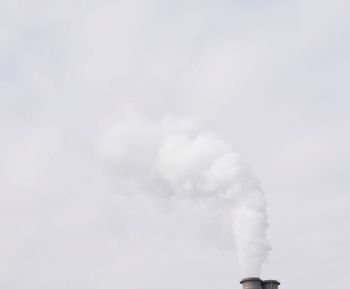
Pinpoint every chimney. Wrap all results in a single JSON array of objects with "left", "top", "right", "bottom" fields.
[
  {"left": 262, "top": 280, "right": 280, "bottom": 289},
  {"left": 240, "top": 278, "right": 280, "bottom": 289},
  {"left": 240, "top": 278, "right": 263, "bottom": 289}
]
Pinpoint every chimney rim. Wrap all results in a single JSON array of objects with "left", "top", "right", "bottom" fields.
[
  {"left": 262, "top": 280, "right": 280, "bottom": 285},
  {"left": 240, "top": 277, "right": 262, "bottom": 284}
]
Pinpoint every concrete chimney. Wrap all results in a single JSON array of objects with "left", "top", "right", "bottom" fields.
[{"left": 240, "top": 278, "right": 263, "bottom": 289}]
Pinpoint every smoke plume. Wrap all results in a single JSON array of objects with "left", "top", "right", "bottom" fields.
[{"left": 96, "top": 116, "right": 271, "bottom": 277}]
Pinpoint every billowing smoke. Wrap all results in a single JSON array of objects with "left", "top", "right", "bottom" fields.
[{"left": 96, "top": 116, "right": 271, "bottom": 277}]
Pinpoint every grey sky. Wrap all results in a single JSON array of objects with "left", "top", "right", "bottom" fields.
[{"left": 0, "top": 0, "right": 349, "bottom": 289}]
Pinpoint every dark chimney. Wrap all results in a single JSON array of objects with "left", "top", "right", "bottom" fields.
[{"left": 262, "top": 280, "right": 280, "bottom": 289}]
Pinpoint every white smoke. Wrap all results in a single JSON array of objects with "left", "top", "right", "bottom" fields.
[{"left": 96, "top": 116, "right": 271, "bottom": 277}]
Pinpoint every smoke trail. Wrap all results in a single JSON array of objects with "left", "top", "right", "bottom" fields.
[{"left": 96, "top": 116, "right": 271, "bottom": 277}]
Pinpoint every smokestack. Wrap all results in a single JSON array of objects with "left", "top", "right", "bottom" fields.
[
  {"left": 262, "top": 280, "right": 280, "bottom": 289},
  {"left": 240, "top": 278, "right": 263, "bottom": 289},
  {"left": 240, "top": 278, "right": 280, "bottom": 289}
]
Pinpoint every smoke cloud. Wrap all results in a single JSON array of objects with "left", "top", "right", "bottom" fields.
[
  {"left": 96, "top": 116, "right": 271, "bottom": 277},
  {"left": 2, "top": 0, "right": 348, "bottom": 288}
]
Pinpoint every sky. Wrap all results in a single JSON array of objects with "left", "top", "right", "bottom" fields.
[{"left": 0, "top": 0, "right": 350, "bottom": 288}]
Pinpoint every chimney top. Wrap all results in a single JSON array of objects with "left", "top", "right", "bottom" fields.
[
  {"left": 240, "top": 278, "right": 262, "bottom": 284},
  {"left": 240, "top": 278, "right": 280, "bottom": 289},
  {"left": 262, "top": 280, "right": 280, "bottom": 285}
]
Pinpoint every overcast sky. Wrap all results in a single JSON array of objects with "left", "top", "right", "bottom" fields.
[{"left": 0, "top": 0, "right": 349, "bottom": 289}]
